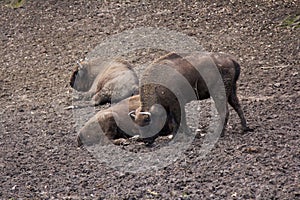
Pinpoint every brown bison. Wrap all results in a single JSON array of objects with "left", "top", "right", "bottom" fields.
[
  {"left": 77, "top": 95, "right": 177, "bottom": 146},
  {"left": 129, "top": 52, "right": 253, "bottom": 144},
  {"left": 70, "top": 58, "right": 139, "bottom": 105}
]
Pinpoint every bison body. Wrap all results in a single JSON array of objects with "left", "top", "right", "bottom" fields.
[
  {"left": 130, "top": 52, "right": 252, "bottom": 144},
  {"left": 70, "top": 58, "right": 139, "bottom": 105},
  {"left": 77, "top": 95, "right": 176, "bottom": 146}
]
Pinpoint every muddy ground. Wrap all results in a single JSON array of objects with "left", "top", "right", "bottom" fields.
[{"left": 0, "top": 0, "right": 299, "bottom": 199}]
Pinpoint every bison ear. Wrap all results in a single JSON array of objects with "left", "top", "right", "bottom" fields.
[{"left": 128, "top": 111, "right": 136, "bottom": 120}]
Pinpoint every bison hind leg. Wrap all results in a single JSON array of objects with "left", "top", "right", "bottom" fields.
[{"left": 228, "top": 85, "right": 253, "bottom": 132}]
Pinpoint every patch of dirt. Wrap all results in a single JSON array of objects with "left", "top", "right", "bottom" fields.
[{"left": 0, "top": 0, "right": 299, "bottom": 199}]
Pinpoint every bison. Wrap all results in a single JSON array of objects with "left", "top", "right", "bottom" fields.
[
  {"left": 70, "top": 58, "right": 139, "bottom": 105},
  {"left": 129, "top": 52, "right": 253, "bottom": 144},
  {"left": 77, "top": 95, "right": 177, "bottom": 146}
]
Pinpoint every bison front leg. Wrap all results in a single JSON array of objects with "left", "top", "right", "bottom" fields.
[
  {"left": 170, "top": 107, "right": 193, "bottom": 143},
  {"left": 178, "top": 111, "right": 191, "bottom": 135}
]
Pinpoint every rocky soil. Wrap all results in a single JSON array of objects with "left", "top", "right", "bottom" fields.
[{"left": 0, "top": 0, "right": 299, "bottom": 199}]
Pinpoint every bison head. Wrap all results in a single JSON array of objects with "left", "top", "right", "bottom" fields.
[
  {"left": 69, "top": 61, "right": 91, "bottom": 91},
  {"left": 129, "top": 104, "right": 167, "bottom": 145}
]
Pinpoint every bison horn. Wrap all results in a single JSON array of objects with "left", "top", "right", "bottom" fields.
[
  {"left": 128, "top": 111, "right": 136, "bottom": 119},
  {"left": 77, "top": 61, "right": 84, "bottom": 69},
  {"left": 139, "top": 111, "right": 151, "bottom": 117}
]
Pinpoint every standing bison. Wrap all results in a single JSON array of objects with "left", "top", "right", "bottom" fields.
[
  {"left": 70, "top": 58, "right": 139, "bottom": 105},
  {"left": 129, "top": 52, "right": 252, "bottom": 144},
  {"left": 77, "top": 95, "right": 177, "bottom": 146}
]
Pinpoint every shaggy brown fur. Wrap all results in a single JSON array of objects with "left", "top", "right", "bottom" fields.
[
  {"left": 70, "top": 58, "right": 139, "bottom": 105},
  {"left": 131, "top": 52, "right": 252, "bottom": 144}
]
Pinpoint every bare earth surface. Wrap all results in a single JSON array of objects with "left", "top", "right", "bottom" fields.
[{"left": 0, "top": 0, "right": 299, "bottom": 199}]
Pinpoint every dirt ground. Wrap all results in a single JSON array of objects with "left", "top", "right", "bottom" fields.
[{"left": 0, "top": 0, "right": 299, "bottom": 199}]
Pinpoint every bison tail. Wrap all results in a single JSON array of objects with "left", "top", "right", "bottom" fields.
[{"left": 232, "top": 59, "right": 241, "bottom": 82}]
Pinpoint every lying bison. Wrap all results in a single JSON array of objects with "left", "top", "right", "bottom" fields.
[
  {"left": 70, "top": 58, "right": 139, "bottom": 105},
  {"left": 129, "top": 52, "right": 253, "bottom": 144},
  {"left": 77, "top": 95, "right": 177, "bottom": 146}
]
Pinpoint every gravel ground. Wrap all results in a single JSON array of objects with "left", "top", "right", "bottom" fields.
[{"left": 0, "top": 0, "right": 299, "bottom": 199}]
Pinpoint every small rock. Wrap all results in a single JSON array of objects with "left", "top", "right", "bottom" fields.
[
  {"left": 11, "top": 185, "right": 17, "bottom": 191},
  {"left": 147, "top": 189, "right": 158, "bottom": 196},
  {"left": 274, "top": 83, "right": 281, "bottom": 87},
  {"left": 243, "top": 147, "right": 260, "bottom": 153},
  {"left": 292, "top": 71, "right": 298, "bottom": 76},
  {"left": 64, "top": 105, "right": 75, "bottom": 110},
  {"left": 131, "top": 135, "right": 140, "bottom": 140},
  {"left": 167, "top": 135, "right": 173, "bottom": 139},
  {"left": 113, "top": 138, "right": 130, "bottom": 146}
]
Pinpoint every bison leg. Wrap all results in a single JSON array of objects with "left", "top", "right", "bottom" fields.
[
  {"left": 228, "top": 85, "right": 253, "bottom": 132},
  {"left": 211, "top": 89, "right": 229, "bottom": 137},
  {"left": 168, "top": 113, "right": 180, "bottom": 136},
  {"left": 218, "top": 103, "right": 229, "bottom": 137},
  {"left": 179, "top": 111, "right": 191, "bottom": 135},
  {"left": 159, "top": 112, "right": 179, "bottom": 136},
  {"left": 172, "top": 106, "right": 189, "bottom": 133}
]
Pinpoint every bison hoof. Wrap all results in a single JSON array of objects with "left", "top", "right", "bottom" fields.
[
  {"left": 143, "top": 139, "right": 155, "bottom": 147},
  {"left": 243, "top": 127, "right": 254, "bottom": 132},
  {"left": 145, "top": 142, "right": 155, "bottom": 147}
]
